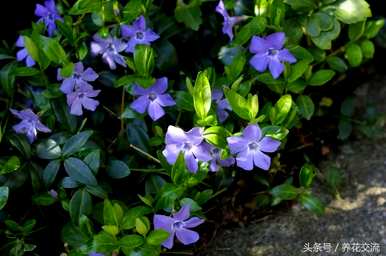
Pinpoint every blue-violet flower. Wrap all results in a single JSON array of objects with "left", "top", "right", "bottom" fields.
[
  {"left": 35, "top": 0, "right": 62, "bottom": 36},
  {"left": 66, "top": 83, "right": 100, "bottom": 116},
  {"left": 204, "top": 143, "right": 235, "bottom": 172},
  {"left": 227, "top": 124, "right": 280, "bottom": 171},
  {"left": 162, "top": 126, "right": 211, "bottom": 173},
  {"left": 121, "top": 15, "right": 160, "bottom": 53},
  {"left": 153, "top": 204, "right": 204, "bottom": 249},
  {"left": 91, "top": 35, "right": 127, "bottom": 70},
  {"left": 57, "top": 62, "right": 98, "bottom": 94},
  {"left": 215, "top": 0, "right": 244, "bottom": 40},
  {"left": 16, "top": 36, "right": 35, "bottom": 67},
  {"left": 249, "top": 32, "right": 296, "bottom": 79},
  {"left": 130, "top": 77, "right": 175, "bottom": 121},
  {"left": 212, "top": 89, "right": 231, "bottom": 123},
  {"left": 10, "top": 108, "right": 51, "bottom": 143}
]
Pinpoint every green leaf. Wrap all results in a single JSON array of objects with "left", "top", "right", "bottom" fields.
[
  {"left": 134, "top": 45, "right": 155, "bottom": 77},
  {"left": 42, "top": 159, "right": 61, "bottom": 186},
  {"left": 103, "top": 199, "right": 123, "bottom": 226},
  {"left": 299, "top": 193, "right": 325, "bottom": 215},
  {"left": 296, "top": 95, "right": 315, "bottom": 120},
  {"left": 135, "top": 216, "right": 150, "bottom": 236},
  {"left": 64, "top": 158, "right": 98, "bottom": 186},
  {"left": 348, "top": 21, "right": 366, "bottom": 41},
  {"left": 102, "top": 225, "right": 119, "bottom": 236},
  {"left": 176, "top": 91, "right": 194, "bottom": 111},
  {"left": 69, "top": 0, "right": 102, "bottom": 15},
  {"left": 325, "top": 166, "right": 344, "bottom": 193},
  {"left": 247, "top": 94, "right": 259, "bottom": 121},
  {"left": 0, "top": 186, "right": 9, "bottom": 210},
  {"left": 299, "top": 164, "right": 317, "bottom": 188},
  {"left": 92, "top": 231, "right": 118, "bottom": 253},
  {"left": 225, "top": 50, "right": 246, "bottom": 82},
  {"left": 147, "top": 230, "right": 169, "bottom": 246},
  {"left": 69, "top": 189, "right": 92, "bottom": 224},
  {"left": 32, "top": 193, "right": 56, "bottom": 206},
  {"left": 62, "top": 130, "right": 93, "bottom": 157},
  {"left": 174, "top": 0, "right": 202, "bottom": 31},
  {"left": 327, "top": 56, "right": 348, "bottom": 73},
  {"left": 121, "top": 206, "right": 152, "bottom": 230},
  {"left": 203, "top": 126, "right": 229, "bottom": 148},
  {"left": 36, "top": 139, "right": 62, "bottom": 160},
  {"left": 119, "top": 235, "right": 144, "bottom": 251},
  {"left": 193, "top": 72, "right": 211, "bottom": 120},
  {"left": 0, "top": 156, "right": 20, "bottom": 175},
  {"left": 107, "top": 160, "right": 131, "bottom": 179},
  {"left": 13, "top": 67, "right": 40, "bottom": 77},
  {"left": 283, "top": 0, "right": 317, "bottom": 11},
  {"left": 224, "top": 89, "right": 250, "bottom": 121},
  {"left": 84, "top": 150, "right": 100, "bottom": 174},
  {"left": 40, "top": 36, "right": 67, "bottom": 64},
  {"left": 360, "top": 40, "right": 375, "bottom": 59},
  {"left": 270, "top": 183, "right": 298, "bottom": 200},
  {"left": 338, "top": 119, "right": 352, "bottom": 140},
  {"left": 365, "top": 19, "right": 385, "bottom": 39},
  {"left": 23, "top": 36, "right": 40, "bottom": 67},
  {"left": 270, "top": 95, "right": 293, "bottom": 125},
  {"left": 308, "top": 69, "right": 335, "bottom": 86},
  {"left": 234, "top": 16, "right": 266, "bottom": 45},
  {"left": 335, "top": 0, "right": 371, "bottom": 24},
  {"left": 345, "top": 43, "right": 363, "bottom": 67},
  {"left": 288, "top": 60, "right": 311, "bottom": 83}
]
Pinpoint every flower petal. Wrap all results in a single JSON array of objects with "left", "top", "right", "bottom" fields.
[
  {"left": 151, "top": 77, "right": 168, "bottom": 94},
  {"left": 156, "top": 94, "right": 176, "bottom": 107},
  {"left": 60, "top": 78, "right": 76, "bottom": 94},
  {"left": 265, "top": 32, "right": 285, "bottom": 49},
  {"left": 249, "top": 54, "right": 269, "bottom": 72},
  {"left": 243, "top": 124, "right": 262, "bottom": 141},
  {"left": 175, "top": 228, "right": 200, "bottom": 245},
  {"left": 268, "top": 59, "right": 284, "bottom": 79},
  {"left": 215, "top": 0, "right": 229, "bottom": 18},
  {"left": 144, "top": 29, "right": 160, "bottom": 42},
  {"left": 134, "top": 15, "right": 146, "bottom": 30},
  {"left": 26, "top": 56, "right": 36, "bottom": 67},
  {"left": 69, "top": 99, "right": 83, "bottom": 116},
  {"left": 36, "top": 122, "right": 51, "bottom": 133},
  {"left": 236, "top": 150, "right": 254, "bottom": 171},
  {"left": 184, "top": 217, "right": 204, "bottom": 228},
  {"left": 165, "top": 126, "right": 187, "bottom": 144},
  {"left": 153, "top": 215, "right": 174, "bottom": 232},
  {"left": 253, "top": 150, "right": 271, "bottom": 171},
  {"left": 184, "top": 152, "right": 198, "bottom": 173},
  {"left": 91, "top": 42, "right": 103, "bottom": 55},
  {"left": 81, "top": 97, "right": 99, "bottom": 112},
  {"left": 82, "top": 67, "right": 98, "bottom": 81},
  {"left": 16, "top": 49, "right": 28, "bottom": 61},
  {"left": 35, "top": 4, "right": 48, "bottom": 17},
  {"left": 227, "top": 136, "right": 247, "bottom": 154},
  {"left": 147, "top": 101, "right": 165, "bottom": 121},
  {"left": 121, "top": 25, "right": 135, "bottom": 38},
  {"left": 162, "top": 144, "right": 181, "bottom": 165},
  {"left": 278, "top": 49, "right": 297, "bottom": 64},
  {"left": 259, "top": 137, "right": 280, "bottom": 153},
  {"left": 249, "top": 36, "right": 268, "bottom": 54},
  {"left": 185, "top": 127, "right": 204, "bottom": 145},
  {"left": 191, "top": 145, "right": 212, "bottom": 162},
  {"left": 130, "top": 95, "right": 149, "bottom": 114},
  {"left": 173, "top": 204, "right": 190, "bottom": 221}
]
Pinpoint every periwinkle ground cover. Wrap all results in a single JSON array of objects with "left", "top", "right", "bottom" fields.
[{"left": 0, "top": 0, "right": 383, "bottom": 255}]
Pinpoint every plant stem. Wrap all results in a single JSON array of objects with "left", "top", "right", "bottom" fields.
[{"left": 129, "top": 144, "right": 161, "bottom": 164}]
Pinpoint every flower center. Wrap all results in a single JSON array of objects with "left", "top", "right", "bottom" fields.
[
  {"left": 183, "top": 142, "right": 193, "bottom": 151},
  {"left": 78, "top": 92, "right": 85, "bottom": 98},
  {"left": 268, "top": 48, "right": 279, "bottom": 56},
  {"left": 173, "top": 221, "right": 184, "bottom": 229},
  {"left": 248, "top": 141, "right": 259, "bottom": 150},
  {"left": 148, "top": 92, "right": 157, "bottom": 101},
  {"left": 73, "top": 73, "right": 81, "bottom": 80},
  {"left": 136, "top": 31, "right": 144, "bottom": 40},
  {"left": 107, "top": 43, "right": 116, "bottom": 53}
]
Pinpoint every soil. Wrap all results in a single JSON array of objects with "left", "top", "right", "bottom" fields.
[{"left": 204, "top": 75, "right": 386, "bottom": 256}]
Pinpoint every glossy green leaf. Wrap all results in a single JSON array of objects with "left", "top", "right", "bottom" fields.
[
  {"left": 270, "top": 183, "right": 298, "bottom": 200},
  {"left": 193, "top": 71, "right": 211, "bottom": 120},
  {"left": 0, "top": 186, "right": 9, "bottom": 210},
  {"left": 107, "top": 160, "right": 130, "bottom": 179},
  {"left": 64, "top": 158, "right": 98, "bottom": 186},
  {"left": 62, "top": 131, "right": 93, "bottom": 157},
  {"left": 296, "top": 95, "right": 315, "bottom": 120},
  {"left": 270, "top": 95, "right": 293, "bottom": 125},
  {"left": 299, "top": 193, "right": 325, "bottom": 215},
  {"left": 174, "top": 0, "right": 202, "bottom": 31},
  {"left": 234, "top": 16, "right": 266, "bottom": 45},
  {"left": 345, "top": 43, "right": 363, "bottom": 67},
  {"left": 42, "top": 159, "right": 61, "bottom": 186},
  {"left": 134, "top": 45, "right": 155, "bottom": 77},
  {"left": 308, "top": 69, "right": 335, "bottom": 86},
  {"left": 335, "top": 0, "right": 371, "bottom": 24},
  {"left": 69, "top": 189, "right": 92, "bottom": 224},
  {"left": 69, "top": 0, "right": 102, "bottom": 15},
  {"left": 146, "top": 229, "right": 169, "bottom": 246},
  {"left": 299, "top": 163, "right": 317, "bottom": 188},
  {"left": 36, "top": 139, "right": 62, "bottom": 160}
]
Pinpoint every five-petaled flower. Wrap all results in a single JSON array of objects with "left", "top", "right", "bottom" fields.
[
  {"left": 91, "top": 35, "right": 127, "bottom": 70},
  {"left": 227, "top": 124, "right": 280, "bottom": 171},
  {"left": 204, "top": 143, "right": 235, "bottom": 172},
  {"left": 16, "top": 36, "right": 35, "bottom": 67},
  {"left": 162, "top": 126, "right": 211, "bottom": 173},
  {"left": 249, "top": 32, "right": 296, "bottom": 79},
  {"left": 10, "top": 108, "right": 51, "bottom": 143},
  {"left": 35, "top": 0, "right": 63, "bottom": 36},
  {"left": 215, "top": 0, "right": 244, "bottom": 40},
  {"left": 121, "top": 15, "right": 160, "bottom": 53},
  {"left": 130, "top": 77, "right": 176, "bottom": 121},
  {"left": 153, "top": 204, "right": 204, "bottom": 249},
  {"left": 66, "top": 83, "right": 100, "bottom": 116},
  {"left": 57, "top": 62, "right": 99, "bottom": 94},
  {"left": 212, "top": 89, "right": 232, "bottom": 123}
]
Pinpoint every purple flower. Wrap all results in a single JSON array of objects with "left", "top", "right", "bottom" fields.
[
  {"left": 48, "top": 189, "right": 58, "bottom": 199},
  {"left": 66, "top": 83, "right": 100, "bottom": 116},
  {"left": 227, "top": 124, "right": 280, "bottom": 171},
  {"left": 10, "top": 108, "right": 51, "bottom": 143},
  {"left": 35, "top": 0, "right": 63, "bottom": 36},
  {"left": 215, "top": 0, "right": 244, "bottom": 40},
  {"left": 204, "top": 143, "right": 235, "bottom": 172},
  {"left": 57, "top": 62, "right": 98, "bottom": 94},
  {"left": 121, "top": 15, "right": 160, "bottom": 53},
  {"left": 16, "top": 36, "right": 35, "bottom": 67},
  {"left": 130, "top": 77, "right": 176, "bottom": 121},
  {"left": 249, "top": 32, "right": 296, "bottom": 79},
  {"left": 91, "top": 35, "right": 127, "bottom": 70},
  {"left": 212, "top": 89, "right": 231, "bottom": 123},
  {"left": 162, "top": 126, "right": 211, "bottom": 173},
  {"left": 153, "top": 204, "right": 204, "bottom": 249},
  {"left": 89, "top": 253, "right": 104, "bottom": 256}
]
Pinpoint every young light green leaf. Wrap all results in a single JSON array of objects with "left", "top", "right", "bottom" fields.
[{"left": 193, "top": 72, "right": 211, "bottom": 120}]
